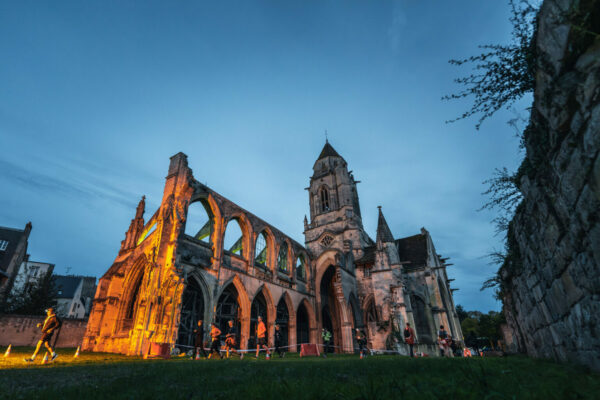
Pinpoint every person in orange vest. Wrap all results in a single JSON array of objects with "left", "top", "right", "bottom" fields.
[
  {"left": 208, "top": 321, "right": 223, "bottom": 359},
  {"left": 255, "top": 315, "right": 270, "bottom": 359}
]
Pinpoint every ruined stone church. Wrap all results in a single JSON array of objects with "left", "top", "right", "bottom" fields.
[{"left": 83, "top": 142, "right": 462, "bottom": 355}]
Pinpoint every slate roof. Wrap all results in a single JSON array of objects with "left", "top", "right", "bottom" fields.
[
  {"left": 395, "top": 234, "right": 428, "bottom": 269},
  {"left": 317, "top": 141, "right": 342, "bottom": 161},
  {"left": 54, "top": 275, "right": 82, "bottom": 299},
  {"left": 376, "top": 207, "right": 394, "bottom": 243}
]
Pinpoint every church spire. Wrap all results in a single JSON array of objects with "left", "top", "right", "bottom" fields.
[
  {"left": 376, "top": 206, "right": 394, "bottom": 243},
  {"left": 316, "top": 140, "right": 343, "bottom": 162}
]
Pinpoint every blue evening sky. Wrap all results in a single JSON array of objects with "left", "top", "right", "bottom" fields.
[{"left": 0, "top": 1, "right": 528, "bottom": 312}]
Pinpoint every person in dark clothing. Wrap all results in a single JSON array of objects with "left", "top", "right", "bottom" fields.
[
  {"left": 208, "top": 322, "right": 223, "bottom": 359},
  {"left": 193, "top": 320, "right": 207, "bottom": 359},
  {"left": 404, "top": 322, "right": 416, "bottom": 358},
  {"left": 355, "top": 328, "right": 368, "bottom": 358},
  {"left": 274, "top": 324, "right": 285, "bottom": 358},
  {"left": 24, "top": 308, "right": 61, "bottom": 363},
  {"left": 225, "top": 320, "right": 243, "bottom": 359}
]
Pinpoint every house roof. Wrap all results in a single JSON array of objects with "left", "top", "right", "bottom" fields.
[
  {"left": 0, "top": 226, "right": 28, "bottom": 274},
  {"left": 54, "top": 275, "right": 82, "bottom": 299}
]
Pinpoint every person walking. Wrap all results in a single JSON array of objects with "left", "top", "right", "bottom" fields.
[
  {"left": 225, "top": 320, "right": 243, "bottom": 359},
  {"left": 437, "top": 325, "right": 449, "bottom": 357},
  {"left": 355, "top": 328, "right": 368, "bottom": 358},
  {"left": 208, "top": 322, "right": 223, "bottom": 359},
  {"left": 404, "top": 322, "right": 416, "bottom": 358},
  {"left": 192, "top": 320, "right": 208, "bottom": 359},
  {"left": 274, "top": 324, "right": 285, "bottom": 358},
  {"left": 321, "top": 328, "right": 332, "bottom": 357},
  {"left": 24, "top": 308, "right": 61, "bottom": 363},
  {"left": 255, "top": 316, "right": 270, "bottom": 359}
]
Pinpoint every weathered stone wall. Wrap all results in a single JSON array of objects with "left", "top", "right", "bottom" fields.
[
  {"left": 0, "top": 314, "right": 87, "bottom": 347},
  {"left": 503, "top": 0, "right": 600, "bottom": 370}
]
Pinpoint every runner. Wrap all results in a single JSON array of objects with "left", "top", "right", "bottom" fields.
[
  {"left": 321, "top": 328, "right": 332, "bottom": 358},
  {"left": 225, "top": 320, "right": 243, "bottom": 359},
  {"left": 274, "top": 324, "right": 285, "bottom": 358},
  {"left": 208, "top": 321, "right": 223, "bottom": 359},
  {"left": 193, "top": 319, "right": 207, "bottom": 359},
  {"left": 255, "top": 316, "right": 270, "bottom": 359},
  {"left": 24, "top": 308, "right": 61, "bottom": 363},
  {"left": 355, "top": 328, "right": 368, "bottom": 358}
]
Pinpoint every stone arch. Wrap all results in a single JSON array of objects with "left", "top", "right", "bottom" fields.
[
  {"left": 294, "top": 250, "right": 310, "bottom": 282},
  {"left": 276, "top": 239, "right": 293, "bottom": 274},
  {"left": 254, "top": 227, "right": 276, "bottom": 271},
  {"left": 253, "top": 284, "right": 276, "bottom": 344},
  {"left": 218, "top": 274, "right": 251, "bottom": 348},
  {"left": 275, "top": 292, "right": 294, "bottom": 349},
  {"left": 410, "top": 293, "right": 434, "bottom": 344},
  {"left": 176, "top": 274, "right": 209, "bottom": 349},
  {"left": 296, "top": 298, "right": 317, "bottom": 349},
  {"left": 184, "top": 193, "right": 223, "bottom": 248},
  {"left": 118, "top": 255, "right": 150, "bottom": 332},
  {"left": 314, "top": 250, "right": 344, "bottom": 292},
  {"left": 222, "top": 213, "right": 253, "bottom": 260}
]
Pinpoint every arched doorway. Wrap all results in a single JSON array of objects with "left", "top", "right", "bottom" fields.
[
  {"left": 296, "top": 302, "right": 310, "bottom": 352},
  {"left": 216, "top": 284, "right": 241, "bottom": 345},
  {"left": 177, "top": 277, "right": 205, "bottom": 349},
  {"left": 411, "top": 295, "right": 433, "bottom": 344},
  {"left": 320, "top": 265, "right": 340, "bottom": 353},
  {"left": 249, "top": 290, "right": 268, "bottom": 348},
  {"left": 276, "top": 298, "right": 289, "bottom": 348}
]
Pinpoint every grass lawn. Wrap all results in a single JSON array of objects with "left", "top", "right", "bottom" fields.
[{"left": 0, "top": 346, "right": 598, "bottom": 399}]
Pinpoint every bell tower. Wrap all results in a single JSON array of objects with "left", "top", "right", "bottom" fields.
[{"left": 304, "top": 140, "right": 371, "bottom": 262}]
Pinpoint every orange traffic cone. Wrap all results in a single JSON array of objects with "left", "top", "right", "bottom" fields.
[
  {"left": 74, "top": 346, "right": 80, "bottom": 358},
  {"left": 41, "top": 353, "right": 49, "bottom": 364},
  {"left": 3, "top": 344, "right": 11, "bottom": 358},
  {"left": 195, "top": 350, "right": 200, "bottom": 360}
]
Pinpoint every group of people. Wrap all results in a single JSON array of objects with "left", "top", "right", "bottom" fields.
[{"left": 192, "top": 315, "right": 287, "bottom": 360}]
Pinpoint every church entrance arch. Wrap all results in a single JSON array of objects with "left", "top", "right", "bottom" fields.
[
  {"left": 296, "top": 302, "right": 310, "bottom": 352},
  {"left": 276, "top": 298, "right": 289, "bottom": 348},
  {"left": 177, "top": 277, "right": 205, "bottom": 349},
  {"left": 320, "top": 265, "right": 341, "bottom": 353},
  {"left": 216, "top": 284, "right": 241, "bottom": 345}
]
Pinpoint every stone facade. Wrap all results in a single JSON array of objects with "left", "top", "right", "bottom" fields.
[
  {"left": 83, "top": 146, "right": 462, "bottom": 356},
  {"left": 502, "top": 0, "right": 600, "bottom": 371}
]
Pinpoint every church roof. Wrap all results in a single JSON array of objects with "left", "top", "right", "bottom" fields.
[
  {"left": 317, "top": 140, "right": 342, "bottom": 161},
  {"left": 376, "top": 207, "right": 394, "bottom": 243},
  {"left": 395, "top": 234, "right": 428, "bottom": 269},
  {"left": 355, "top": 245, "right": 376, "bottom": 265}
]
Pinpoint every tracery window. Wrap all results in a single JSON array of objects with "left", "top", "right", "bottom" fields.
[
  {"left": 277, "top": 242, "right": 288, "bottom": 272},
  {"left": 223, "top": 219, "right": 244, "bottom": 257},
  {"left": 320, "top": 235, "right": 333, "bottom": 247},
  {"left": 255, "top": 231, "right": 268, "bottom": 267},
  {"left": 296, "top": 255, "right": 306, "bottom": 280}
]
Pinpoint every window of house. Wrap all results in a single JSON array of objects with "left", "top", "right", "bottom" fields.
[{"left": 0, "top": 240, "right": 8, "bottom": 251}]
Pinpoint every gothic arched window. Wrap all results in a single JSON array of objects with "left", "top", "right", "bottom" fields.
[
  {"left": 296, "top": 254, "right": 306, "bottom": 280},
  {"left": 278, "top": 242, "right": 288, "bottom": 272},
  {"left": 319, "top": 187, "right": 330, "bottom": 212},
  {"left": 255, "top": 231, "right": 269, "bottom": 267}
]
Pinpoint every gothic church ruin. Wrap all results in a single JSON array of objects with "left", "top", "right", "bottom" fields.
[{"left": 83, "top": 143, "right": 462, "bottom": 355}]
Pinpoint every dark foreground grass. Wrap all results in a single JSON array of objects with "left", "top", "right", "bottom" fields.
[{"left": 0, "top": 346, "right": 598, "bottom": 399}]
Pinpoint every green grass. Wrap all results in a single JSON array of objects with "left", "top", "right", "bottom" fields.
[{"left": 1, "top": 346, "right": 598, "bottom": 399}]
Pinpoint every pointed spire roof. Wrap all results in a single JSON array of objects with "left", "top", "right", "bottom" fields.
[
  {"left": 376, "top": 206, "right": 394, "bottom": 243},
  {"left": 317, "top": 140, "right": 342, "bottom": 161}
]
